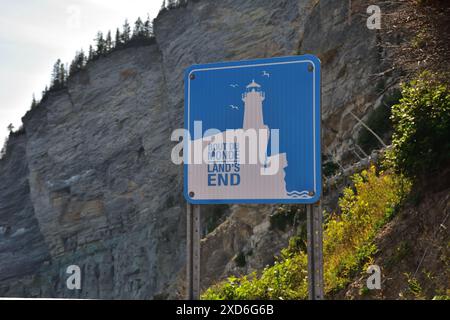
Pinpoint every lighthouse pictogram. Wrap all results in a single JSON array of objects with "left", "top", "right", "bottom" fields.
[{"left": 242, "top": 80, "right": 267, "bottom": 131}]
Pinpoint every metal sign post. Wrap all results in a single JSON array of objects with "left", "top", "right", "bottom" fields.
[
  {"left": 307, "top": 203, "right": 324, "bottom": 300},
  {"left": 186, "top": 204, "right": 201, "bottom": 300}
]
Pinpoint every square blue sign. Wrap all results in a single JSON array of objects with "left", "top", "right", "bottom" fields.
[{"left": 184, "top": 55, "right": 321, "bottom": 204}]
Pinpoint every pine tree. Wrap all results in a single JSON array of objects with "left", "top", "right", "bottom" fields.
[
  {"left": 121, "top": 19, "right": 131, "bottom": 43},
  {"left": 144, "top": 14, "right": 154, "bottom": 38},
  {"left": 69, "top": 53, "right": 79, "bottom": 76},
  {"left": 31, "top": 94, "right": 38, "bottom": 108},
  {"left": 69, "top": 50, "right": 86, "bottom": 76},
  {"left": 42, "top": 86, "right": 48, "bottom": 97},
  {"left": 88, "top": 45, "right": 94, "bottom": 61},
  {"left": 69, "top": 58, "right": 77, "bottom": 76},
  {"left": 115, "top": 28, "right": 121, "bottom": 48},
  {"left": 95, "top": 31, "right": 105, "bottom": 56},
  {"left": 51, "top": 59, "right": 62, "bottom": 89},
  {"left": 106, "top": 30, "right": 112, "bottom": 51},
  {"left": 133, "top": 17, "right": 145, "bottom": 39},
  {"left": 161, "top": 0, "right": 166, "bottom": 11},
  {"left": 60, "top": 63, "right": 67, "bottom": 87},
  {"left": 78, "top": 49, "right": 86, "bottom": 68},
  {"left": 7, "top": 123, "right": 14, "bottom": 132}
]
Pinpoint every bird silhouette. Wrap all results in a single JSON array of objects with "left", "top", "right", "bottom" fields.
[
  {"left": 229, "top": 84, "right": 239, "bottom": 88},
  {"left": 229, "top": 105, "right": 239, "bottom": 110},
  {"left": 262, "top": 71, "right": 270, "bottom": 78}
]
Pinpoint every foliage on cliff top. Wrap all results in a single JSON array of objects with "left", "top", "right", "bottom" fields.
[
  {"left": 33, "top": 15, "right": 155, "bottom": 108},
  {"left": 202, "top": 166, "right": 411, "bottom": 299}
]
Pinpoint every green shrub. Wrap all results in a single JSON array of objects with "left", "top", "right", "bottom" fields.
[
  {"left": 202, "top": 167, "right": 411, "bottom": 299},
  {"left": 386, "top": 72, "right": 450, "bottom": 177},
  {"left": 203, "top": 252, "right": 309, "bottom": 300}
]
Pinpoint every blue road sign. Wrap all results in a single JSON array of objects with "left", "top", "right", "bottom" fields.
[{"left": 184, "top": 55, "right": 321, "bottom": 204}]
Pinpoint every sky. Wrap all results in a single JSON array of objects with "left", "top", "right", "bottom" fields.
[{"left": 0, "top": 0, "right": 162, "bottom": 146}]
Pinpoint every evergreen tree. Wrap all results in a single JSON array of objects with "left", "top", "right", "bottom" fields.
[
  {"left": 69, "top": 58, "right": 76, "bottom": 76},
  {"left": 59, "top": 63, "right": 67, "bottom": 87},
  {"left": 88, "top": 45, "right": 94, "bottom": 61},
  {"left": 78, "top": 49, "right": 86, "bottom": 68},
  {"left": 106, "top": 30, "right": 112, "bottom": 51},
  {"left": 161, "top": 0, "right": 166, "bottom": 11},
  {"left": 115, "top": 28, "right": 121, "bottom": 48},
  {"left": 51, "top": 59, "right": 62, "bottom": 89},
  {"left": 144, "top": 14, "right": 154, "bottom": 38},
  {"left": 7, "top": 123, "right": 14, "bottom": 132},
  {"left": 50, "top": 59, "right": 67, "bottom": 90},
  {"left": 95, "top": 31, "right": 106, "bottom": 56},
  {"left": 69, "top": 50, "right": 86, "bottom": 76},
  {"left": 121, "top": 19, "right": 131, "bottom": 43},
  {"left": 133, "top": 17, "right": 145, "bottom": 39},
  {"left": 31, "top": 94, "right": 38, "bottom": 108},
  {"left": 69, "top": 54, "right": 77, "bottom": 76}
]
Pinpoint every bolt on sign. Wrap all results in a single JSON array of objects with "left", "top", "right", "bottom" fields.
[{"left": 184, "top": 55, "right": 321, "bottom": 204}]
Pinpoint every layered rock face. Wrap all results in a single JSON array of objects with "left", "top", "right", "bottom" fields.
[
  {"left": 1, "top": 44, "right": 186, "bottom": 299},
  {"left": 0, "top": 0, "right": 386, "bottom": 298}
]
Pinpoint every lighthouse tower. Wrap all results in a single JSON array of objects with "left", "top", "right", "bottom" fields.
[
  {"left": 241, "top": 80, "right": 270, "bottom": 166},
  {"left": 242, "top": 80, "right": 267, "bottom": 131}
]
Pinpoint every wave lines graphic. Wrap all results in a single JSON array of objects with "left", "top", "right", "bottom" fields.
[{"left": 287, "top": 190, "right": 312, "bottom": 199}]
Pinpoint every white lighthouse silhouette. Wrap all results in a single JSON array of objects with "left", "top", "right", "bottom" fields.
[
  {"left": 242, "top": 80, "right": 268, "bottom": 131},
  {"left": 241, "top": 80, "right": 270, "bottom": 166}
]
